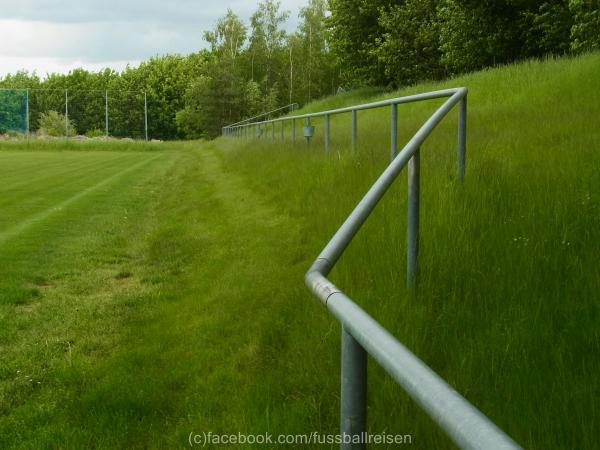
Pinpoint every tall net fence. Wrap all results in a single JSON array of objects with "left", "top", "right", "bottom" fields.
[
  {"left": 0, "top": 88, "right": 148, "bottom": 139},
  {"left": 0, "top": 89, "right": 28, "bottom": 133}
]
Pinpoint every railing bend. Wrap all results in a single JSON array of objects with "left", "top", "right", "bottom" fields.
[{"left": 224, "top": 88, "right": 522, "bottom": 450}]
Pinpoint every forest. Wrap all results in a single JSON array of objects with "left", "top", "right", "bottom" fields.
[{"left": 1, "top": 0, "right": 598, "bottom": 140}]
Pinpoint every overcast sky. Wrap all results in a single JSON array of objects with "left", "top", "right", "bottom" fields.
[{"left": 0, "top": 0, "right": 307, "bottom": 78}]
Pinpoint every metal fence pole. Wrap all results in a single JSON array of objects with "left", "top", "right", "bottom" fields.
[
  {"left": 407, "top": 147, "right": 420, "bottom": 287},
  {"left": 272, "top": 122, "right": 275, "bottom": 140},
  {"left": 341, "top": 326, "right": 367, "bottom": 450},
  {"left": 458, "top": 96, "right": 467, "bottom": 182},
  {"left": 65, "top": 89, "right": 69, "bottom": 138},
  {"left": 25, "top": 89, "right": 29, "bottom": 137},
  {"left": 325, "top": 113, "right": 330, "bottom": 154},
  {"left": 144, "top": 91, "right": 148, "bottom": 141},
  {"left": 105, "top": 90, "right": 109, "bottom": 138},
  {"left": 390, "top": 103, "right": 398, "bottom": 161},
  {"left": 281, "top": 121, "right": 284, "bottom": 140},
  {"left": 292, "top": 118, "right": 296, "bottom": 143},
  {"left": 351, "top": 110, "right": 357, "bottom": 154}
]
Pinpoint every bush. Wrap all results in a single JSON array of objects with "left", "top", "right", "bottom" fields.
[
  {"left": 85, "top": 129, "right": 105, "bottom": 138},
  {"left": 37, "top": 111, "right": 77, "bottom": 137}
]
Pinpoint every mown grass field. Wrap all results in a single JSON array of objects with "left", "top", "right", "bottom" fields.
[{"left": 1, "top": 53, "right": 599, "bottom": 449}]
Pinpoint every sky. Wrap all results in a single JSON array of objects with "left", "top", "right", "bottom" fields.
[{"left": 0, "top": 0, "right": 307, "bottom": 78}]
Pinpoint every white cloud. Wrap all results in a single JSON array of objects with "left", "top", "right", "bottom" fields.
[{"left": 0, "top": 0, "right": 307, "bottom": 77}]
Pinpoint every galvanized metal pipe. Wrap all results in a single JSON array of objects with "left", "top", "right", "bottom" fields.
[
  {"left": 407, "top": 148, "right": 420, "bottom": 287},
  {"left": 341, "top": 326, "right": 367, "bottom": 450},
  {"left": 325, "top": 114, "right": 331, "bottom": 154},
  {"left": 292, "top": 119, "right": 296, "bottom": 143},
  {"left": 144, "top": 91, "right": 148, "bottom": 141},
  {"left": 325, "top": 290, "right": 522, "bottom": 450},
  {"left": 25, "top": 88, "right": 29, "bottom": 137},
  {"left": 105, "top": 90, "right": 109, "bottom": 138},
  {"left": 351, "top": 110, "right": 357, "bottom": 153},
  {"left": 65, "top": 89, "right": 69, "bottom": 137},
  {"left": 458, "top": 96, "right": 467, "bottom": 182},
  {"left": 229, "top": 89, "right": 462, "bottom": 129},
  {"left": 390, "top": 103, "right": 398, "bottom": 161},
  {"left": 313, "top": 89, "right": 466, "bottom": 276}
]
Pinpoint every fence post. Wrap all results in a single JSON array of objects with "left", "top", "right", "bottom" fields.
[
  {"left": 351, "top": 110, "right": 357, "bottom": 154},
  {"left": 457, "top": 95, "right": 467, "bottom": 182},
  {"left": 25, "top": 89, "right": 30, "bottom": 137},
  {"left": 325, "top": 113, "right": 330, "bottom": 154},
  {"left": 292, "top": 118, "right": 296, "bottom": 143},
  {"left": 407, "top": 147, "right": 420, "bottom": 287},
  {"left": 144, "top": 91, "right": 148, "bottom": 141},
  {"left": 105, "top": 90, "right": 109, "bottom": 138},
  {"left": 65, "top": 89, "right": 69, "bottom": 138},
  {"left": 272, "top": 122, "right": 275, "bottom": 140},
  {"left": 390, "top": 103, "right": 398, "bottom": 161},
  {"left": 341, "top": 326, "right": 367, "bottom": 450},
  {"left": 281, "top": 121, "right": 284, "bottom": 140}
]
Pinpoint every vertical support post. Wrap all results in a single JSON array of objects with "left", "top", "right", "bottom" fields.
[
  {"left": 407, "top": 147, "right": 420, "bottom": 288},
  {"left": 281, "top": 121, "right": 284, "bottom": 140},
  {"left": 25, "top": 88, "right": 30, "bottom": 137},
  {"left": 291, "top": 118, "right": 296, "bottom": 143},
  {"left": 341, "top": 326, "right": 367, "bottom": 450},
  {"left": 457, "top": 95, "right": 467, "bottom": 182},
  {"left": 325, "top": 113, "right": 330, "bottom": 154},
  {"left": 390, "top": 103, "right": 398, "bottom": 161},
  {"left": 65, "top": 89, "right": 69, "bottom": 138},
  {"left": 144, "top": 91, "right": 148, "bottom": 141},
  {"left": 351, "top": 109, "right": 357, "bottom": 154},
  {"left": 272, "top": 122, "right": 275, "bottom": 140},
  {"left": 105, "top": 90, "right": 109, "bottom": 138}
]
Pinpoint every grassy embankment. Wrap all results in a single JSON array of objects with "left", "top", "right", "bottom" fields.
[{"left": 1, "top": 52, "right": 599, "bottom": 449}]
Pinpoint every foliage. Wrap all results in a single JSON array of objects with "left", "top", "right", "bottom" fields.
[
  {"left": 37, "top": 110, "right": 77, "bottom": 137},
  {"left": 376, "top": 0, "right": 445, "bottom": 87},
  {"left": 84, "top": 128, "right": 105, "bottom": 138},
  {"left": 570, "top": 0, "right": 600, "bottom": 52},
  {"left": 327, "top": 0, "right": 392, "bottom": 86},
  {"left": 1, "top": 0, "right": 598, "bottom": 138}
]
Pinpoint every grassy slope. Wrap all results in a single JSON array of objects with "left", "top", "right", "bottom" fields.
[
  {"left": 216, "top": 53, "right": 600, "bottom": 449},
  {"left": 0, "top": 53, "right": 597, "bottom": 450}
]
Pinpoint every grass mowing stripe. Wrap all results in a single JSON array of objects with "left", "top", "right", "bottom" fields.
[
  {"left": 0, "top": 152, "right": 134, "bottom": 193},
  {"left": 0, "top": 153, "right": 139, "bottom": 210},
  {"left": 0, "top": 152, "right": 123, "bottom": 185},
  {"left": 0, "top": 154, "right": 163, "bottom": 246},
  {"left": 0, "top": 155, "right": 149, "bottom": 233}
]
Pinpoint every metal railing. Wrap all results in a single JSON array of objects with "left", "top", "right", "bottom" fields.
[
  {"left": 222, "top": 103, "right": 298, "bottom": 137},
  {"left": 224, "top": 88, "right": 522, "bottom": 450}
]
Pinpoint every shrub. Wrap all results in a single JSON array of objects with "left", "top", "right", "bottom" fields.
[
  {"left": 85, "top": 129, "right": 105, "bottom": 138},
  {"left": 37, "top": 111, "right": 77, "bottom": 137}
]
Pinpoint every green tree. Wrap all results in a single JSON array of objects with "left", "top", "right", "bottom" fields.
[
  {"left": 248, "top": 0, "right": 290, "bottom": 102},
  {"left": 327, "top": 0, "right": 394, "bottom": 86},
  {"left": 569, "top": 0, "right": 600, "bottom": 52},
  {"left": 377, "top": 0, "right": 444, "bottom": 87}
]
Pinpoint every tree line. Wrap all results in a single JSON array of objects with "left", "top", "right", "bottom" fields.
[{"left": 1, "top": 0, "right": 598, "bottom": 139}]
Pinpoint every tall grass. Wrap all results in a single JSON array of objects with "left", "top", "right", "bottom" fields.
[{"left": 216, "top": 53, "right": 600, "bottom": 449}]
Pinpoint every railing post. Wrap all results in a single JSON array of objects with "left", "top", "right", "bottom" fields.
[
  {"left": 351, "top": 110, "right": 357, "bottom": 154},
  {"left": 281, "top": 121, "right": 284, "bottom": 140},
  {"left": 457, "top": 95, "right": 467, "bottom": 182},
  {"left": 325, "top": 113, "right": 330, "bottom": 154},
  {"left": 292, "top": 118, "right": 296, "bottom": 143},
  {"left": 341, "top": 326, "right": 367, "bottom": 450},
  {"left": 407, "top": 147, "right": 420, "bottom": 287},
  {"left": 390, "top": 103, "right": 398, "bottom": 161}
]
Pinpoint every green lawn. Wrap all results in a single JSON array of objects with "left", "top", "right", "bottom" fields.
[{"left": 1, "top": 53, "right": 599, "bottom": 449}]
